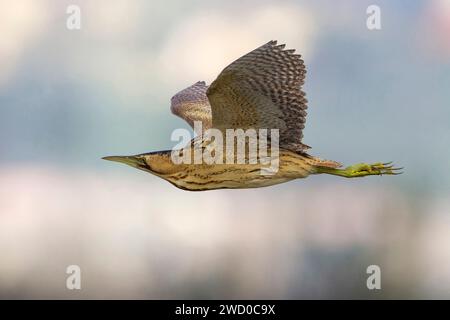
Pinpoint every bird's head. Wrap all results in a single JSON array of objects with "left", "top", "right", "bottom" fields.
[{"left": 102, "top": 151, "right": 179, "bottom": 177}]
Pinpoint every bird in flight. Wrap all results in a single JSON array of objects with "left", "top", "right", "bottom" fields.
[{"left": 103, "top": 40, "right": 401, "bottom": 191}]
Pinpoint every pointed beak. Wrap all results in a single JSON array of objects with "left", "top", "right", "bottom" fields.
[{"left": 102, "top": 155, "right": 147, "bottom": 169}]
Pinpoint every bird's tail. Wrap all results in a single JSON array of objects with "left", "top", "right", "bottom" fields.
[{"left": 308, "top": 156, "right": 343, "bottom": 169}]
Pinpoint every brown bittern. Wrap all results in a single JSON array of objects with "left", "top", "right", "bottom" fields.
[{"left": 103, "top": 40, "right": 401, "bottom": 191}]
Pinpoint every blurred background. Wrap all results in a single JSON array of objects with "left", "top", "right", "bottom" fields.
[{"left": 0, "top": 0, "right": 449, "bottom": 299}]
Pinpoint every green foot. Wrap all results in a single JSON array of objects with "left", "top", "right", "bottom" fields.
[{"left": 342, "top": 162, "right": 403, "bottom": 178}]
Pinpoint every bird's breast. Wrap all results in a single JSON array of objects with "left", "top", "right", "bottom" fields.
[{"left": 161, "top": 150, "right": 315, "bottom": 191}]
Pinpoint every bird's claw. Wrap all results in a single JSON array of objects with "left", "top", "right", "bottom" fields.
[{"left": 345, "top": 162, "right": 403, "bottom": 177}]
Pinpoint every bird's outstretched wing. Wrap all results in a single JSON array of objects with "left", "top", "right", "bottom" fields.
[
  {"left": 206, "top": 40, "right": 310, "bottom": 152},
  {"left": 170, "top": 81, "right": 212, "bottom": 132}
]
